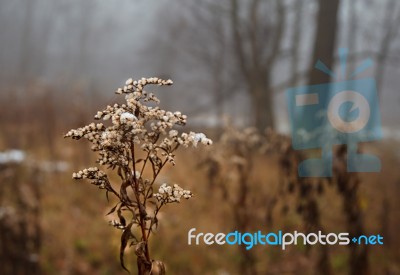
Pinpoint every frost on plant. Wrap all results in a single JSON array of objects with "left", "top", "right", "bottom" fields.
[{"left": 64, "top": 77, "right": 212, "bottom": 274}]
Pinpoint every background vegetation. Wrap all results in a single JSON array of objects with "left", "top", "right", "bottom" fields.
[{"left": 0, "top": 0, "right": 400, "bottom": 274}]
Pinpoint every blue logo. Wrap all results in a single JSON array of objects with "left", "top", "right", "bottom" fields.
[{"left": 286, "top": 48, "right": 382, "bottom": 177}]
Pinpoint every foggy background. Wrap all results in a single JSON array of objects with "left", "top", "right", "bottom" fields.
[
  {"left": 1, "top": 0, "right": 400, "bottom": 134},
  {"left": 1, "top": 0, "right": 400, "bottom": 274}
]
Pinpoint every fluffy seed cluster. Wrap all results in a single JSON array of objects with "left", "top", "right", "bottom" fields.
[
  {"left": 153, "top": 183, "right": 193, "bottom": 203},
  {"left": 72, "top": 167, "right": 108, "bottom": 188},
  {"left": 65, "top": 77, "right": 212, "bottom": 182}
]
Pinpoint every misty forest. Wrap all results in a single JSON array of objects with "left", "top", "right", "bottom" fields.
[{"left": 0, "top": 0, "right": 400, "bottom": 274}]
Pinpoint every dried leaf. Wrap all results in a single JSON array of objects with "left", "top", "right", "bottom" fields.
[
  {"left": 117, "top": 207, "right": 126, "bottom": 227},
  {"left": 120, "top": 180, "right": 130, "bottom": 203},
  {"left": 151, "top": 216, "right": 159, "bottom": 231},
  {"left": 120, "top": 222, "right": 134, "bottom": 273},
  {"left": 118, "top": 166, "right": 125, "bottom": 180},
  {"left": 106, "top": 202, "right": 120, "bottom": 216}
]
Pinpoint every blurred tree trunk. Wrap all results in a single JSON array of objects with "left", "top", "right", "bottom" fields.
[
  {"left": 308, "top": 0, "right": 340, "bottom": 86},
  {"left": 230, "top": 0, "right": 285, "bottom": 131},
  {"left": 347, "top": 0, "right": 358, "bottom": 74},
  {"left": 249, "top": 75, "right": 274, "bottom": 131},
  {"left": 190, "top": 3, "right": 228, "bottom": 133},
  {"left": 375, "top": 0, "right": 400, "bottom": 95},
  {"left": 307, "top": 1, "right": 340, "bottom": 274},
  {"left": 290, "top": 0, "right": 304, "bottom": 87}
]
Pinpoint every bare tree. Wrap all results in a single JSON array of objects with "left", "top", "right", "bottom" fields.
[
  {"left": 155, "top": 0, "right": 287, "bottom": 131},
  {"left": 229, "top": 0, "right": 285, "bottom": 130}
]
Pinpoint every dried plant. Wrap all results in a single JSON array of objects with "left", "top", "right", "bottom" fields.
[
  {"left": 0, "top": 163, "right": 42, "bottom": 275},
  {"left": 201, "top": 126, "right": 334, "bottom": 274},
  {"left": 200, "top": 125, "right": 268, "bottom": 275},
  {"left": 64, "top": 77, "right": 212, "bottom": 274},
  {"left": 264, "top": 130, "right": 332, "bottom": 275},
  {"left": 199, "top": 123, "right": 371, "bottom": 274},
  {"left": 266, "top": 131, "right": 369, "bottom": 275},
  {"left": 333, "top": 145, "right": 368, "bottom": 275}
]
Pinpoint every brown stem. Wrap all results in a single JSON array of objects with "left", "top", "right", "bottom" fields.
[{"left": 131, "top": 142, "right": 151, "bottom": 264}]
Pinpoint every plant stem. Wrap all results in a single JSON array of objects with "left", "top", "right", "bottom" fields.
[{"left": 131, "top": 142, "right": 151, "bottom": 264}]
